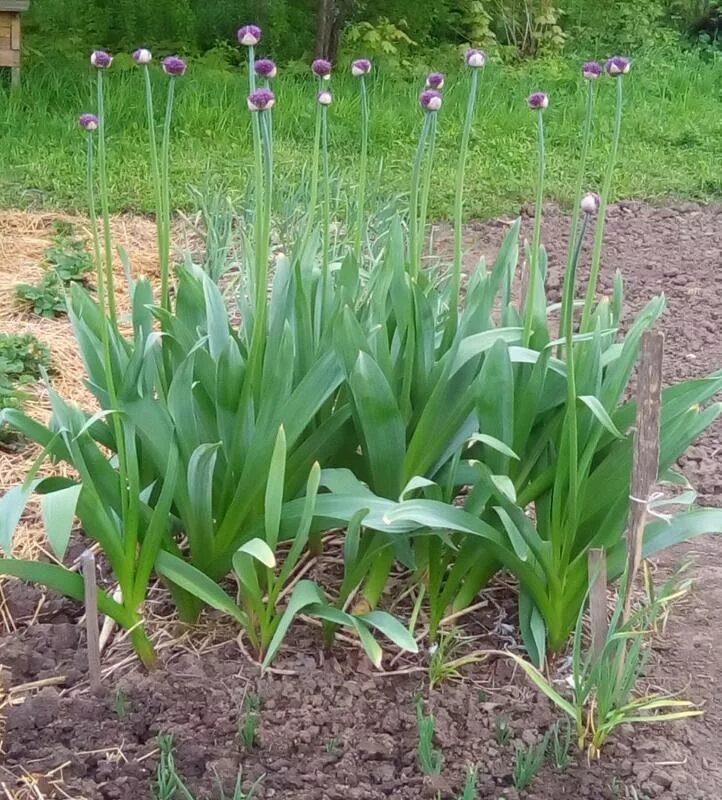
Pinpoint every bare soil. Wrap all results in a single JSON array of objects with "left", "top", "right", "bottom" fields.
[{"left": 1, "top": 202, "right": 721, "bottom": 800}]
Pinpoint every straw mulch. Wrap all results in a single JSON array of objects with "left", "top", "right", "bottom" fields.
[{"left": 0, "top": 210, "right": 171, "bottom": 564}]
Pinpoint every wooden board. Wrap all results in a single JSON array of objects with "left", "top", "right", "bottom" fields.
[{"left": 0, "top": 2, "right": 30, "bottom": 12}]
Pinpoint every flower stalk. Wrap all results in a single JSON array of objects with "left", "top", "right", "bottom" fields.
[
  {"left": 354, "top": 73, "right": 369, "bottom": 264},
  {"left": 95, "top": 69, "right": 117, "bottom": 327},
  {"left": 581, "top": 62, "right": 628, "bottom": 331}
]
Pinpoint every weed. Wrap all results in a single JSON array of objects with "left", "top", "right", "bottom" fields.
[
  {"left": 458, "top": 764, "right": 479, "bottom": 800},
  {"left": 512, "top": 734, "right": 548, "bottom": 791},
  {"left": 237, "top": 692, "right": 261, "bottom": 750},
  {"left": 494, "top": 715, "right": 511, "bottom": 748},
  {"left": 112, "top": 687, "right": 130, "bottom": 720},
  {"left": 427, "top": 628, "right": 488, "bottom": 689},
  {"left": 153, "top": 734, "right": 194, "bottom": 800},
  {"left": 549, "top": 718, "right": 573, "bottom": 770},
  {"left": 415, "top": 696, "right": 443, "bottom": 775}
]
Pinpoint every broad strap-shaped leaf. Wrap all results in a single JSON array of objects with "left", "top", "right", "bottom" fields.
[
  {"left": 41, "top": 483, "right": 82, "bottom": 560},
  {"left": 155, "top": 550, "right": 247, "bottom": 625},
  {"left": 0, "top": 559, "right": 133, "bottom": 627},
  {"left": 348, "top": 351, "right": 406, "bottom": 499}
]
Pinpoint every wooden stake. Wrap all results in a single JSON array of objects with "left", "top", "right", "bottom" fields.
[
  {"left": 81, "top": 550, "right": 102, "bottom": 694},
  {"left": 624, "top": 330, "right": 664, "bottom": 620},
  {"left": 587, "top": 548, "right": 608, "bottom": 659}
]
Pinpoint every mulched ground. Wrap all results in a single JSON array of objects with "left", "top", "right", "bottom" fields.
[{"left": 1, "top": 202, "right": 721, "bottom": 800}]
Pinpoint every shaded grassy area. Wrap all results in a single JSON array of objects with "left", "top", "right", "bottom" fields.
[{"left": 1, "top": 49, "right": 721, "bottom": 218}]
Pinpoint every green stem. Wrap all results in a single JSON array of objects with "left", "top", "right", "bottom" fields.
[
  {"left": 581, "top": 77, "right": 624, "bottom": 332},
  {"left": 557, "top": 215, "right": 588, "bottom": 568},
  {"left": 96, "top": 70, "right": 117, "bottom": 327},
  {"left": 448, "top": 68, "right": 480, "bottom": 339},
  {"left": 559, "top": 81, "right": 595, "bottom": 355},
  {"left": 354, "top": 75, "right": 369, "bottom": 264},
  {"left": 320, "top": 103, "right": 331, "bottom": 327},
  {"left": 522, "top": 110, "right": 545, "bottom": 347},
  {"left": 417, "top": 112, "right": 438, "bottom": 276},
  {"left": 86, "top": 132, "right": 132, "bottom": 581},
  {"left": 143, "top": 65, "right": 164, "bottom": 307},
  {"left": 159, "top": 77, "right": 176, "bottom": 313},
  {"left": 409, "top": 114, "right": 431, "bottom": 280},
  {"left": 302, "top": 98, "right": 322, "bottom": 255}
]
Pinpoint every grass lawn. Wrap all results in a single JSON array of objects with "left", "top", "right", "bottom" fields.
[{"left": 1, "top": 48, "right": 721, "bottom": 218}]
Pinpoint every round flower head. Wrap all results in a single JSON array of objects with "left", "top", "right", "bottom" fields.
[
  {"left": 465, "top": 48, "right": 486, "bottom": 68},
  {"left": 607, "top": 56, "right": 631, "bottom": 76},
  {"left": 133, "top": 48, "right": 152, "bottom": 65},
  {"left": 425, "top": 72, "right": 444, "bottom": 90},
  {"left": 419, "top": 89, "right": 442, "bottom": 112},
  {"left": 582, "top": 61, "right": 602, "bottom": 80},
  {"left": 247, "top": 88, "right": 275, "bottom": 111},
  {"left": 162, "top": 56, "right": 187, "bottom": 77},
  {"left": 351, "top": 58, "right": 372, "bottom": 76},
  {"left": 79, "top": 113, "right": 99, "bottom": 132},
  {"left": 237, "top": 25, "right": 261, "bottom": 46},
  {"left": 527, "top": 92, "right": 549, "bottom": 110},
  {"left": 312, "top": 58, "right": 332, "bottom": 78},
  {"left": 90, "top": 50, "right": 113, "bottom": 69},
  {"left": 581, "top": 192, "right": 601, "bottom": 215},
  {"left": 318, "top": 90, "right": 332, "bottom": 106},
  {"left": 255, "top": 58, "right": 277, "bottom": 79}
]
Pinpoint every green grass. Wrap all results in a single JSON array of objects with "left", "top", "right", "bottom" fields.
[{"left": 1, "top": 48, "right": 721, "bottom": 217}]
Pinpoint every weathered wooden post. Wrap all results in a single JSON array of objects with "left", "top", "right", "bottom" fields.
[{"left": 0, "top": 0, "right": 29, "bottom": 90}]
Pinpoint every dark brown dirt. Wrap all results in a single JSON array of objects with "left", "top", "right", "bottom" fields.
[{"left": 2, "top": 202, "right": 722, "bottom": 800}]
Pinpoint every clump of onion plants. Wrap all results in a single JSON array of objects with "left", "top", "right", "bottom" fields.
[{"left": 1, "top": 32, "right": 722, "bottom": 681}]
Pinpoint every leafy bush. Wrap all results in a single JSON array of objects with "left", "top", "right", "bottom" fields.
[{"left": 0, "top": 333, "right": 51, "bottom": 441}]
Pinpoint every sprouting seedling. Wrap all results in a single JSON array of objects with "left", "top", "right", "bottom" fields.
[
  {"left": 325, "top": 737, "right": 340, "bottom": 754},
  {"left": 113, "top": 687, "right": 129, "bottom": 719},
  {"left": 512, "top": 734, "right": 548, "bottom": 790},
  {"left": 153, "top": 734, "right": 194, "bottom": 800},
  {"left": 494, "top": 714, "right": 511, "bottom": 747},
  {"left": 237, "top": 691, "right": 261, "bottom": 750},
  {"left": 457, "top": 764, "right": 478, "bottom": 800},
  {"left": 550, "top": 718, "right": 573, "bottom": 770},
  {"left": 415, "top": 696, "right": 443, "bottom": 775}
]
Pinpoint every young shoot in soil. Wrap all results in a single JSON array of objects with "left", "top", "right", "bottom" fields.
[{"left": 415, "top": 696, "right": 444, "bottom": 775}]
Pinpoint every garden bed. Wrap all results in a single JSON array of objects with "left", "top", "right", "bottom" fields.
[{"left": 1, "top": 202, "right": 721, "bottom": 800}]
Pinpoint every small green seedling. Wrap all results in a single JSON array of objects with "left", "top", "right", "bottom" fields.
[
  {"left": 457, "top": 764, "right": 478, "bottom": 800},
  {"left": 113, "top": 687, "right": 130, "bottom": 719},
  {"left": 238, "top": 692, "right": 261, "bottom": 750},
  {"left": 494, "top": 714, "right": 511, "bottom": 747},
  {"left": 512, "top": 734, "right": 548, "bottom": 791},
  {"left": 325, "top": 737, "right": 340, "bottom": 754},
  {"left": 153, "top": 734, "right": 194, "bottom": 800},
  {"left": 415, "top": 696, "right": 443, "bottom": 775},
  {"left": 550, "top": 718, "right": 573, "bottom": 770}
]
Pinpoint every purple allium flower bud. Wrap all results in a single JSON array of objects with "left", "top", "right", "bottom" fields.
[
  {"left": 133, "top": 48, "right": 152, "bottom": 65},
  {"left": 351, "top": 58, "right": 372, "bottom": 76},
  {"left": 312, "top": 58, "right": 332, "bottom": 78},
  {"left": 79, "top": 113, "right": 99, "bottom": 132},
  {"left": 419, "top": 89, "right": 442, "bottom": 112},
  {"left": 527, "top": 92, "right": 549, "bottom": 110},
  {"left": 582, "top": 61, "right": 602, "bottom": 80},
  {"left": 465, "top": 48, "right": 486, "bottom": 68},
  {"left": 255, "top": 58, "right": 277, "bottom": 79},
  {"left": 318, "top": 90, "right": 333, "bottom": 106},
  {"left": 237, "top": 25, "right": 262, "bottom": 46},
  {"left": 607, "top": 56, "right": 631, "bottom": 76},
  {"left": 581, "top": 192, "right": 601, "bottom": 215},
  {"left": 162, "top": 56, "right": 187, "bottom": 77},
  {"left": 90, "top": 50, "right": 113, "bottom": 69},
  {"left": 247, "top": 88, "right": 275, "bottom": 111},
  {"left": 425, "top": 72, "right": 444, "bottom": 89}
]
